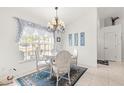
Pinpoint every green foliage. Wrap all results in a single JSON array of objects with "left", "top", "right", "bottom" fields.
[{"left": 21, "top": 35, "right": 41, "bottom": 44}]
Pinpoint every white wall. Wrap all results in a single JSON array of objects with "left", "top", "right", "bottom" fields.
[
  {"left": 0, "top": 8, "right": 46, "bottom": 77},
  {"left": 120, "top": 16, "right": 124, "bottom": 61},
  {"left": 97, "top": 29, "right": 104, "bottom": 60},
  {"left": 97, "top": 13, "right": 103, "bottom": 60},
  {"left": 64, "top": 8, "right": 97, "bottom": 67},
  {"left": 104, "top": 17, "right": 112, "bottom": 27}
]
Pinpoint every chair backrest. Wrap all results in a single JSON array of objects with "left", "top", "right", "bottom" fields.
[
  {"left": 35, "top": 47, "right": 40, "bottom": 63},
  {"left": 35, "top": 47, "right": 50, "bottom": 62},
  {"left": 55, "top": 50, "right": 72, "bottom": 73}
]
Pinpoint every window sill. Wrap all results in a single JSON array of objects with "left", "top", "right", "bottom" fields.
[{"left": 18, "top": 59, "right": 35, "bottom": 64}]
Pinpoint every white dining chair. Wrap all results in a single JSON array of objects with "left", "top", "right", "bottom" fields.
[
  {"left": 52, "top": 50, "right": 72, "bottom": 86},
  {"left": 71, "top": 49, "right": 78, "bottom": 66},
  {"left": 35, "top": 47, "right": 52, "bottom": 77}
]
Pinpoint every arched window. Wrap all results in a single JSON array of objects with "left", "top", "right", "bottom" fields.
[{"left": 15, "top": 18, "right": 54, "bottom": 61}]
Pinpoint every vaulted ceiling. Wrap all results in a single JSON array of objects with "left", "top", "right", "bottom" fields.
[
  {"left": 17, "top": 7, "right": 93, "bottom": 26},
  {"left": 23, "top": 7, "right": 124, "bottom": 26},
  {"left": 8, "top": 7, "right": 124, "bottom": 27}
]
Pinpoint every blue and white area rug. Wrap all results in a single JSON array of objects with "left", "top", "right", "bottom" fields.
[{"left": 17, "top": 66, "right": 87, "bottom": 86}]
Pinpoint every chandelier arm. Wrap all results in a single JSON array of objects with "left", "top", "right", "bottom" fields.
[{"left": 48, "top": 7, "right": 65, "bottom": 32}]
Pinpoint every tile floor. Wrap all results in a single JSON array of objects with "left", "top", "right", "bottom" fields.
[
  {"left": 8, "top": 61, "right": 124, "bottom": 86},
  {"left": 75, "top": 62, "right": 124, "bottom": 86}
]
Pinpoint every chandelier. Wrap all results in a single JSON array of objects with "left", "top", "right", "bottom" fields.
[{"left": 47, "top": 7, "right": 65, "bottom": 32}]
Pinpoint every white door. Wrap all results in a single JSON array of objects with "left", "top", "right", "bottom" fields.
[
  {"left": 104, "top": 32, "right": 116, "bottom": 61},
  {"left": 104, "top": 25, "right": 121, "bottom": 62}
]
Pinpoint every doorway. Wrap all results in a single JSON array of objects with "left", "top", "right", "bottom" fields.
[
  {"left": 104, "top": 31, "right": 121, "bottom": 61},
  {"left": 98, "top": 25, "right": 121, "bottom": 63}
]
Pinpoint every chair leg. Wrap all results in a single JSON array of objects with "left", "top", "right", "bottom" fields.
[
  {"left": 68, "top": 72, "right": 71, "bottom": 85},
  {"left": 56, "top": 75, "right": 59, "bottom": 86},
  {"left": 50, "top": 65, "right": 53, "bottom": 78}
]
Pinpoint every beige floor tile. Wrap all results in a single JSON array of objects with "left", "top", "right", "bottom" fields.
[{"left": 76, "top": 62, "right": 124, "bottom": 86}]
